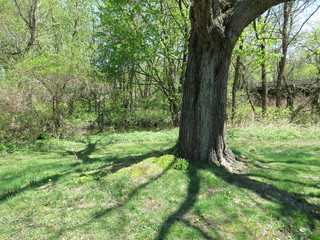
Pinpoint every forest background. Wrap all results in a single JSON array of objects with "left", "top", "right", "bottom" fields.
[{"left": 0, "top": 0, "right": 319, "bottom": 147}]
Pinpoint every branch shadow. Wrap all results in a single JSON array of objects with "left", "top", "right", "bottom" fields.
[
  {"left": 3, "top": 138, "right": 319, "bottom": 239},
  {"left": 64, "top": 143, "right": 167, "bottom": 180},
  {"left": 213, "top": 167, "right": 320, "bottom": 230},
  {"left": 244, "top": 173, "right": 320, "bottom": 189},
  {"left": 49, "top": 160, "right": 176, "bottom": 239},
  {"left": 156, "top": 164, "right": 219, "bottom": 240},
  {"left": 1, "top": 142, "right": 166, "bottom": 203},
  {"left": 63, "top": 140, "right": 105, "bottom": 166},
  {"left": 0, "top": 172, "right": 68, "bottom": 202},
  {"left": 256, "top": 159, "right": 320, "bottom": 167},
  {"left": 68, "top": 142, "right": 97, "bottom": 163},
  {"left": 63, "top": 139, "right": 167, "bottom": 169},
  {"left": 252, "top": 148, "right": 320, "bottom": 168},
  {"left": 155, "top": 146, "right": 320, "bottom": 239}
]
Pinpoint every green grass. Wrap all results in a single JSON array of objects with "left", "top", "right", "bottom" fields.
[{"left": 0, "top": 126, "right": 319, "bottom": 240}]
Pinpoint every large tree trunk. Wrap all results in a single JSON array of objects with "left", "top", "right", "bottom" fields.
[
  {"left": 178, "top": 0, "right": 291, "bottom": 172},
  {"left": 179, "top": 28, "right": 236, "bottom": 170}
]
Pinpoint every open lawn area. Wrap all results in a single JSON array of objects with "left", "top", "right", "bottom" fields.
[{"left": 1, "top": 125, "right": 320, "bottom": 240}]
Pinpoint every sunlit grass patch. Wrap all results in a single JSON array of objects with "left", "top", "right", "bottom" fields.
[{"left": 0, "top": 125, "right": 319, "bottom": 239}]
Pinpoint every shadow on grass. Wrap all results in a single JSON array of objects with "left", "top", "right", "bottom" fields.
[
  {"left": 64, "top": 141, "right": 167, "bottom": 180},
  {"left": 63, "top": 140, "right": 166, "bottom": 170},
  {"left": 156, "top": 165, "right": 218, "bottom": 240},
  {"left": 0, "top": 172, "right": 68, "bottom": 202},
  {"left": 52, "top": 145, "right": 320, "bottom": 239},
  {"left": 0, "top": 142, "right": 165, "bottom": 203},
  {"left": 47, "top": 161, "right": 219, "bottom": 240},
  {"left": 68, "top": 142, "right": 97, "bottom": 163},
  {"left": 49, "top": 160, "right": 176, "bottom": 239},
  {"left": 214, "top": 167, "right": 320, "bottom": 230},
  {"left": 252, "top": 148, "right": 320, "bottom": 167},
  {"left": 155, "top": 148, "right": 320, "bottom": 240},
  {"left": 2, "top": 139, "right": 319, "bottom": 239},
  {"left": 245, "top": 173, "right": 320, "bottom": 189}
]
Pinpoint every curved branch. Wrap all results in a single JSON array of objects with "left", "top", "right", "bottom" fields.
[{"left": 227, "top": 0, "right": 293, "bottom": 44}]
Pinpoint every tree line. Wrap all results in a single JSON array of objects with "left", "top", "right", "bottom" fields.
[{"left": 0, "top": 0, "right": 319, "bottom": 145}]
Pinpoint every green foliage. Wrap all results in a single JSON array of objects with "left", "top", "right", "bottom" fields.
[
  {"left": 264, "top": 107, "right": 292, "bottom": 123},
  {"left": 0, "top": 86, "right": 49, "bottom": 143},
  {"left": 95, "top": 0, "right": 188, "bottom": 125},
  {"left": 228, "top": 125, "right": 320, "bottom": 142},
  {"left": 106, "top": 109, "right": 172, "bottom": 129},
  {"left": 227, "top": 95, "right": 319, "bottom": 126},
  {"left": 173, "top": 158, "right": 189, "bottom": 171},
  {"left": 235, "top": 18, "right": 281, "bottom": 68},
  {"left": 227, "top": 104, "right": 256, "bottom": 126},
  {"left": 0, "top": 142, "right": 19, "bottom": 155}
]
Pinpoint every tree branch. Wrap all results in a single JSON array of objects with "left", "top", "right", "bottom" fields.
[
  {"left": 228, "top": 0, "right": 292, "bottom": 44},
  {"left": 13, "top": 0, "right": 29, "bottom": 26},
  {"left": 288, "top": 4, "right": 320, "bottom": 45}
]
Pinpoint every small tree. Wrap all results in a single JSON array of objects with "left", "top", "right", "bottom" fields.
[{"left": 17, "top": 46, "right": 92, "bottom": 136}]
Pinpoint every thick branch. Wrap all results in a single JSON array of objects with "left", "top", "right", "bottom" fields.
[
  {"left": 228, "top": 0, "right": 293, "bottom": 44},
  {"left": 290, "top": 86, "right": 320, "bottom": 122}
]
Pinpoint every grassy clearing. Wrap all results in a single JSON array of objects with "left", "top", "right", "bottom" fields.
[{"left": 0, "top": 126, "right": 319, "bottom": 240}]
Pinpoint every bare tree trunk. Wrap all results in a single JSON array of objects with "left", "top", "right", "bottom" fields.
[
  {"left": 276, "top": 2, "right": 293, "bottom": 108},
  {"left": 52, "top": 95, "right": 61, "bottom": 137},
  {"left": 169, "top": 100, "right": 181, "bottom": 127},
  {"left": 261, "top": 43, "right": 268, "bottom": 114},
  {"left": 231, "top": 43, "right": 243, "bottom": 121},
  {"left": 311, "top": 92, "right": 320, "bottom": 114},
  {"left": 253, "top": 18, "right": 269, "bottom": 114},
  {"left": 283, "top": 77, "right": 295, "bottom": 111}
]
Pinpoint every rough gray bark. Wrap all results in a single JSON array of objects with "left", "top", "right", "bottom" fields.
[{"left": 178, "top": 0, "right": 292, "bottom": 172}]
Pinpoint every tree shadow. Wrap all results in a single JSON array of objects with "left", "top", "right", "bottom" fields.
[
  {"left": 244, "top": 173, "right": 320, "bottom": 189},
  {"left": 63, "top": 140, "right": 104, "bottom": 166},
  {"left": 156, "top": 165, "right": 219, "bottom": 240},
  {"left": 45, "top": 160, "right": 220, "bottom": 239},
  {"left": 251, "top": 148, "right": 320, "bottom": 168},
  {"left": 68, "top": 142, "right": 97, "bottom": 163},
  {"left": 0, "top": 172, "right": 68, "bottom": 202},
  {"left": 64, "top": 142, "right": 167, "bottom": 180},
  {"left": 49, "top": 160, "right": 176, "bottom": 239},
  {"left": 63, "top": 140, "right": 167, "bottom": 169},
  {"left": 224, "top": 145, "right": 320, "bottom": 236},
  {"left": 213, "top": 167, "right": 320, "bottom": 229},
  {"left": 3, "top": 139, "right": 319, "bottom": 239},
  {"left": 155, "top": 154, "right": 320, "bottom": 239},
  {"left": 255, "top": 159, "right": 320, "bottom": 167},
  {"left": 1, "top": 143, "right": 166, "bottom": 203}
]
